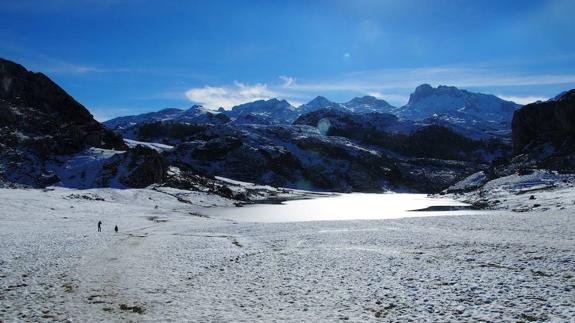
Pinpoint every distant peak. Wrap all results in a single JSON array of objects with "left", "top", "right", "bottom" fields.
[
  {"left": 302, "top": 96, "right": 335, "bottom": 108},
  {"left": 408, "top": 84, "right": 466, "bottom": 105},
  {"left": 185, "top": 104, "right": 204, "bottom": 111},
  {"left": 415, "top": 83, "right": 434, "bottom": 93},
  {"left": 309, "top": 95, "right": 332, "bottom": 103},
  {"left": 348, "top": 95, "right": 384, "bottom": 103}
]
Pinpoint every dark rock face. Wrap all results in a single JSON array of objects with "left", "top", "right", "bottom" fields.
[
  {"left": 0, "top": 58, "right": 127, "bottom": 187},
  {"left": 509, "top": 89, "right": 575, "bottom": 173},
  {"left": 0, "top": 58, "right": 125, "bottom": 153},
  {"left": 131, "top": 122, "right": 212, "bottom": 142},
  {"left": 108, "top": 145, "right": 168, "bottom": 188},
  {"left": 512, "top": 90, "right": 575, "bottom": 155}
]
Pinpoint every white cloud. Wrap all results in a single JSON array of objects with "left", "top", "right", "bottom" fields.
[
  {"left": 367, "top": 91, "right": 409, "bottom": 104},
  {"left": 279, "top": 75, "right": 295, "bottom": 88},
  {"left": 497, "top": 95, "right": 548, "bottom": 105},
  {"left": 185, "top": 81, "right": 277, "bottom": 109},
  {"left": 343, "top": 52, "right": 351, "bottom": 59}
]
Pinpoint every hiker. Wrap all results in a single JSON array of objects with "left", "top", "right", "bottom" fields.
[
  {"left": 114, "top": 225, "right": 118, "bottom": 233},
  {"left": 97, "top": 221, "right": 102, "bottom": 232}
]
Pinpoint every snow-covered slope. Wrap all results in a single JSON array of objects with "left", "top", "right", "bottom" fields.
[{"left": 447, "top": 169, "right": 575, "bottom": 213}]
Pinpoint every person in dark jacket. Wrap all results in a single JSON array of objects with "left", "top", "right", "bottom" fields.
[
  {"left": 114, "top": 225, "right": 118, "bottom": 233},
  {"left": 97, "top": 221, "right": 102, "bottom": 232}
]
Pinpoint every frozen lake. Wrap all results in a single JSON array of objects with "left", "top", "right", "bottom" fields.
[{"left": 208, "top": 193, "right": 478, "bottom": 223}]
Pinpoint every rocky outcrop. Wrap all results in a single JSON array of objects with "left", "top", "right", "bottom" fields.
[
  {"left": 115, "top": 145, "right": 168, "bottom": 188},
  {"left": 0, "top": 58, "right": 127, "bottom": 187},
  {"left": 509, "top": 89, "right": 575, "bottom": 172},
  {"left": 512, "top": 89, "right": 575, "bottom": 155},
  {"left": 0, "top": 58, "right": 125, "bottom": 153}
]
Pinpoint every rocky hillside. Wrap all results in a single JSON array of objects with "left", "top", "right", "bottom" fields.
[
  {"left": 120, "top": 118, "right": 490, "bottom": 193},
  {"left": 0, "top": 58, "right": 129, "bottom": 187},
  {"left": 511, "top": 89, "right": 575, "bottom": 171},
  {"left": 0, "top": 58, "right": 175, "bottom": 189},
  {"left": 0, "top": 58, "right": 125, "bottom": 152}
]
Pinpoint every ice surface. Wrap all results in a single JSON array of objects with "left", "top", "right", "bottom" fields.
[{"left": 207, "top": 193, "right": 474, "bottom": 223}]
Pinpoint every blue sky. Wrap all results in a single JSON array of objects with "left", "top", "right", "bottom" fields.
[{"left": 1, "top": 0, "right": 574, "bottom": 120}]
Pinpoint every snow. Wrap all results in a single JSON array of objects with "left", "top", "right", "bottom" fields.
[
  {"left": 450, "top": 169, "right": 575, "bottom": 213},
  {"left": 47, "top": 148, "right": 125, "bottom": 188},
  {"left": 1, "top": 184, "right": 574, "bottom": 321},
  {"left": 124, "top": 139, "right": 174, "bottom": 152},
  {"left": 446, "top": 171, "right": 487, "bottom": 192}
]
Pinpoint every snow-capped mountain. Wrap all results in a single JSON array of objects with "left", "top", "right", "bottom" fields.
[
  {"left": 298, "top": 95, "right": 397, "bottom": 115},
  {"left": 107, "top": 96, "right": 402, "bottom": 130},
  {"left": 223, "top": 98, "right": 299, "bottom": 124},
  {"left": 397, "top": 84, "right": 521, "bottom": 138},
  {"left": 104, "top": 105, "right": 229, "bottom": 130},
  {"left": 343, "top": 95, "right": 396, "bottom": 114}
]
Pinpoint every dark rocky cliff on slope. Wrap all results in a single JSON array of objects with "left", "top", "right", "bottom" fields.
[
  {"left": 0, "top": 58, "right": 125, "bottom": 153},
  {"left": 0, "top": 58, "right": 127, "bottom": 187},
  {"left": 511, "top": 89, "right": 575, "bottom": 172},
  {"left": 512, "top": 90, "right": 575, "bottom": 154}
]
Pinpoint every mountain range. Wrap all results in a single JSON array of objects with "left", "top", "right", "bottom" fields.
[
  {"left": 105, "top": 84, "right": 520, "bottom": 140},
  {"left": 2, "top": 57, "right": 573, "bottom": 194}
]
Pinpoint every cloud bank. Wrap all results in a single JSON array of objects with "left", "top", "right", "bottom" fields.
[{"left": 185, "top": 81, "right": 277, "bottom": 109}]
